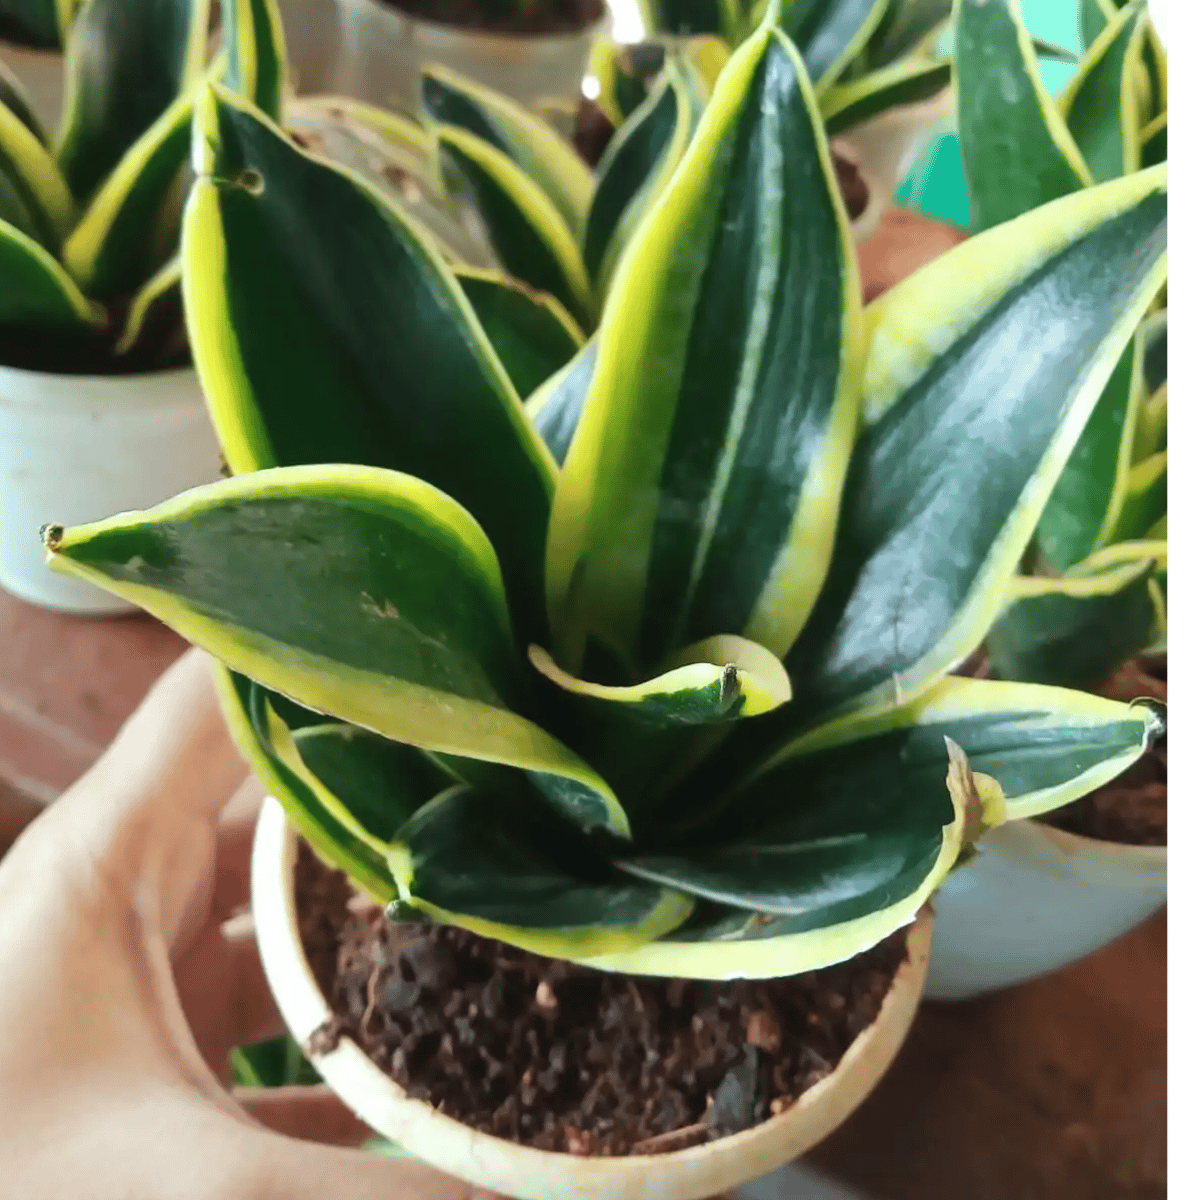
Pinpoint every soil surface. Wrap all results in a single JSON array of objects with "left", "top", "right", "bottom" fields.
[
  {"left": 297, "top": 844, "right": 909, "bottom": 1157},
  {"left": 1041, "top": 655, "right": 1167, "bottom": 847},
  {"left": 381, "top": 0, "right": 605, "bottom": 35}
]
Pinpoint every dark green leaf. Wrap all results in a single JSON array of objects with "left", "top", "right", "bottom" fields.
[
  {"left": 987, "top": 558, "right": 1162, "bottom": 691},
  {"left": 1036, "top": 337, "right": 1137, "bottom": 571},
  {"left": 397, "top": 785, "right": 691, "bottom": 959},
  {"left": 57, "top": 0, "right": 209, "bottom": 199},
  {"left": 183, "top": 89, "right": 556, "bottom": 644},
  {"left": 454, "top": 268, "right": 583, "bottom": 400},
  {"left": 1060, "top": 2, "right": 1144, "bottom": 183},
  {"left": 956, "top": 0, "right": 1089, "bottom": 231},
  {"left": 221, "top": 0, "right": 286, "bottom": 121},
  {"left": 784, "top": 177, "right": 1168, "bottom": 721}
]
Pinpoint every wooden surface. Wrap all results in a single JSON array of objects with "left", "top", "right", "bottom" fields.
[{"left": 0, "top": 208, "right": 1164, "bottom": 1198}]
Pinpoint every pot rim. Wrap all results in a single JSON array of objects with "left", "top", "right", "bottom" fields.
[
  {"left": 0, "top": 36, "right": 61, "bottom": 60},
  {"left": 1009, "top": 813, "right": 1167, "bottom": 867},
  {"left": 337, "top": 0, "right": 613, "bottom": 48},
  {"left": 251, "top": 795, "right": 932, "bottom": 1200},
  {"left": 0, "top": 361, "right": 201, "bottom": 413}
]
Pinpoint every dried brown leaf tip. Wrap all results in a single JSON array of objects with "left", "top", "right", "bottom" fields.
[{"left": 944, "top": 737, "right": 1006, "bottom": 853}]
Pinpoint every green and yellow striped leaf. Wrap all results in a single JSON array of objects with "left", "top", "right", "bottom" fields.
[
  {"left": 221, "top": 0, "right": 287, "bottom": 122},
  {"left": 114, "top": 252, "right": 181, "bottom": 354},
  {"left": 0, "top": 217, "right": 103, "bottom": 326},
  {"left": 1058, "top": 0, "right": 1146, "bottom": 184},
  {"left": 46, "top": 465, "right": 631, "bottom": 839},
  {"left": 530, "top": 634, "right": 791, "bottom": 728},
  {"left": 583, "top": 60, "right": 696, "bottom": 297},
  {"left": 1106, "top": 447, "right": 1166, "bottom": 544},
  {"left": 783, "top": 167, "right": 1167, "bottom": 724},
  {"left": 181, "top": 87, "right": 555, "bottom": 640},
  {"left": 0, "top": 97, "right": 73, "bottom": 246},
  {"left": 392, "top": 786, "right": 692, "bottom": 960},
  {"left": 1080, "top": 0, "right": 1118, "bottom": 50},
  {"left": 1134, "top": 381, "right": 1166, "bottom": 462},
  {"left": 821, "top": 57, "right": 950, "bottom": 136},
  {"left": 583, "top": 714, "right": 987, "bottom": 980},
  {"left": 215, "top": 667, "right": 396, "bottom": 900},
  {"left": 62, "top": 85, "right": 195, "bottom": 297},
  {"left": 57, "top": 0, "right": 210, "bottom": 200},
  {"left": 453, "top": 267, "right": 583, "bottom": 400},
  {"left": 865, "top": 0, "right": 951, "bottom": 68},
  {"left": 954, "top": 0, "right": 1091, "bottom": 231},
  {"left": 420, "top": 64, "right": 593, "bottom": 238},
  {"left": 547, "top": 25, "right": 862, "bottom": 672},
  {"left": 526, "top": 338, "right": 598, "bottom": 466},
  {"left": 783, "top": 0, "right": 890, "bottom": 88},
  {"left": 1036, "top": 332, "right": 1140, "bottom": 571},
  {"left": 987, "top": 544, "right": 1166, "bottom": 691},
  {"left": 0, "top": 56, "right": 48, "bottom": 144},
  {"left": 433, "top": 124, "right": 593, "bottom": 325},
  {"left": 1140, "top": 109, "right": 1167, "bottom": 168}
]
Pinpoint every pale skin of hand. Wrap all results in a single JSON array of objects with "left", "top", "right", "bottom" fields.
[{"left": 0, "top": 647, "right": 497, "bottom": 1200}]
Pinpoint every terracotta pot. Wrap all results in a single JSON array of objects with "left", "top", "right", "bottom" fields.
[
  {"left": 924, "top": 818, "right": 1167, "bottom": 1002},
  {"left": 0, "top": 364, "right": 222, "bottom": 615},
  {"left": 332, "top": 0, "right": 611, "bottom": 118},
  {"left": 252, "top": 796, "right": 933, "bottom": 1200}
]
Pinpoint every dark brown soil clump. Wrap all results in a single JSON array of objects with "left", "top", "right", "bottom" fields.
[
  {"left": 382, "top": 0, "right": 605, "bottom": 35},
  {"left": 833, "top": 152, "right": 870, "bottom": 222},
  {"left": 1040, "top": 655, "right": 1167, "bottom": 847},
  {"left": 574, "top": 97, "right": 616, "bottom": 167},
  {"left": 297, "top": 844, "right": 909, "bottom": 1157}
]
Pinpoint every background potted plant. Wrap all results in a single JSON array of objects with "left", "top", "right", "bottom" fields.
[
  {"left": 0, "top": 0, "right": 249, "bottom": 613},
  {"left": 42, "top": 4, "right": 1166, "bottom": 1194},
  {"left": 329, "top": 0, "right": 612, "bottom": 121},
  {"left": 923, "top": 0, "right": 1168, "bottom": 1001}
]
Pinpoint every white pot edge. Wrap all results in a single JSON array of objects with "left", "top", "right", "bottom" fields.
[
  {"left": 924, "top": 816, "right": 1166, "bottom": 1002},
  {"left": 252, "top": 796, "right": 932, "bottom": 1200},
  {"left": 0, "top": 364, "right": 220, "bottom": 616},
  {"left": 337, "top": 0, "right": 613, "bottom": 49}
]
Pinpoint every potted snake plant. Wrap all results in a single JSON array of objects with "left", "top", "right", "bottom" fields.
[
  {"left": 331, "top": 0, "right": 611, "bottom": 121},
  {"left": 45, "top": 4, "right": 1166, "bottom": 1195},
  {"left": 0, "top": 0, "right": 255, "bottom": 613},
  {"left": 924, "top": 0, "right": 1168, "bottom": 1002}
]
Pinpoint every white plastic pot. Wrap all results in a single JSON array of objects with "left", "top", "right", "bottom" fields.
[
  {"left": 332, "top": 0, "right": 610, "bottom": 118},
  {"left": 0, "top": 39, "right": 62, "bottom": 131},
  {"left": 0, "top": 364, "right": 223, "bottom": 615},
  {"left": 252, "top": 796, "right": 933, "bottom": 1200},
  {"left": 834, "top": 85, "right": 955, "bottom": 245},
  {"left": 924, "top": 818, "right": 1167, "bottom": 1002}
]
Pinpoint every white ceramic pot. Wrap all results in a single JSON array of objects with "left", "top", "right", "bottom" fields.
[
  {"left": 0, "top": 364, "right": 223, "bottom": 615},
  {"left": 332, "top": 0, "right": 610, "bottom": 118},
  {"left": 252, "top": 796, "right": 932, "bottom": 1200},
  {"left": 0, "top": 39, "right": 62, "bottom": 131},
  {"left": 924, "top": 818, "right": 1167, "bottom": 1002},
  {"left": 833, "top": 85, "right": 954, "bottom": 245}
]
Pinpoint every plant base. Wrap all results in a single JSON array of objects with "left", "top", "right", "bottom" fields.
[{"left": 252, "top": 798, "right": 932, "bottom": 1200}]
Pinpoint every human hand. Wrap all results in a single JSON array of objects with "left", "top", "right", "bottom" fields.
[{"left": 0, "top": 647, "right": 494, "bottom": 1199}]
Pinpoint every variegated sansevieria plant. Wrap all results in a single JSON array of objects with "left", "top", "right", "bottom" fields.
[
  {"left": 421, "top": 2, "right": 965, "bottom": 325},
  {"left": 46, "top": 12, "right": 1167, "bottom": 980},
  {"left": 986, "top": 304, "right": 1167, "bottom": 690},
  {"left": 954, "top": 0, "right": 1167, "bottom": 691},
  {"left": 0, "top": 0, "right": 284, "bottom": 370}
]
